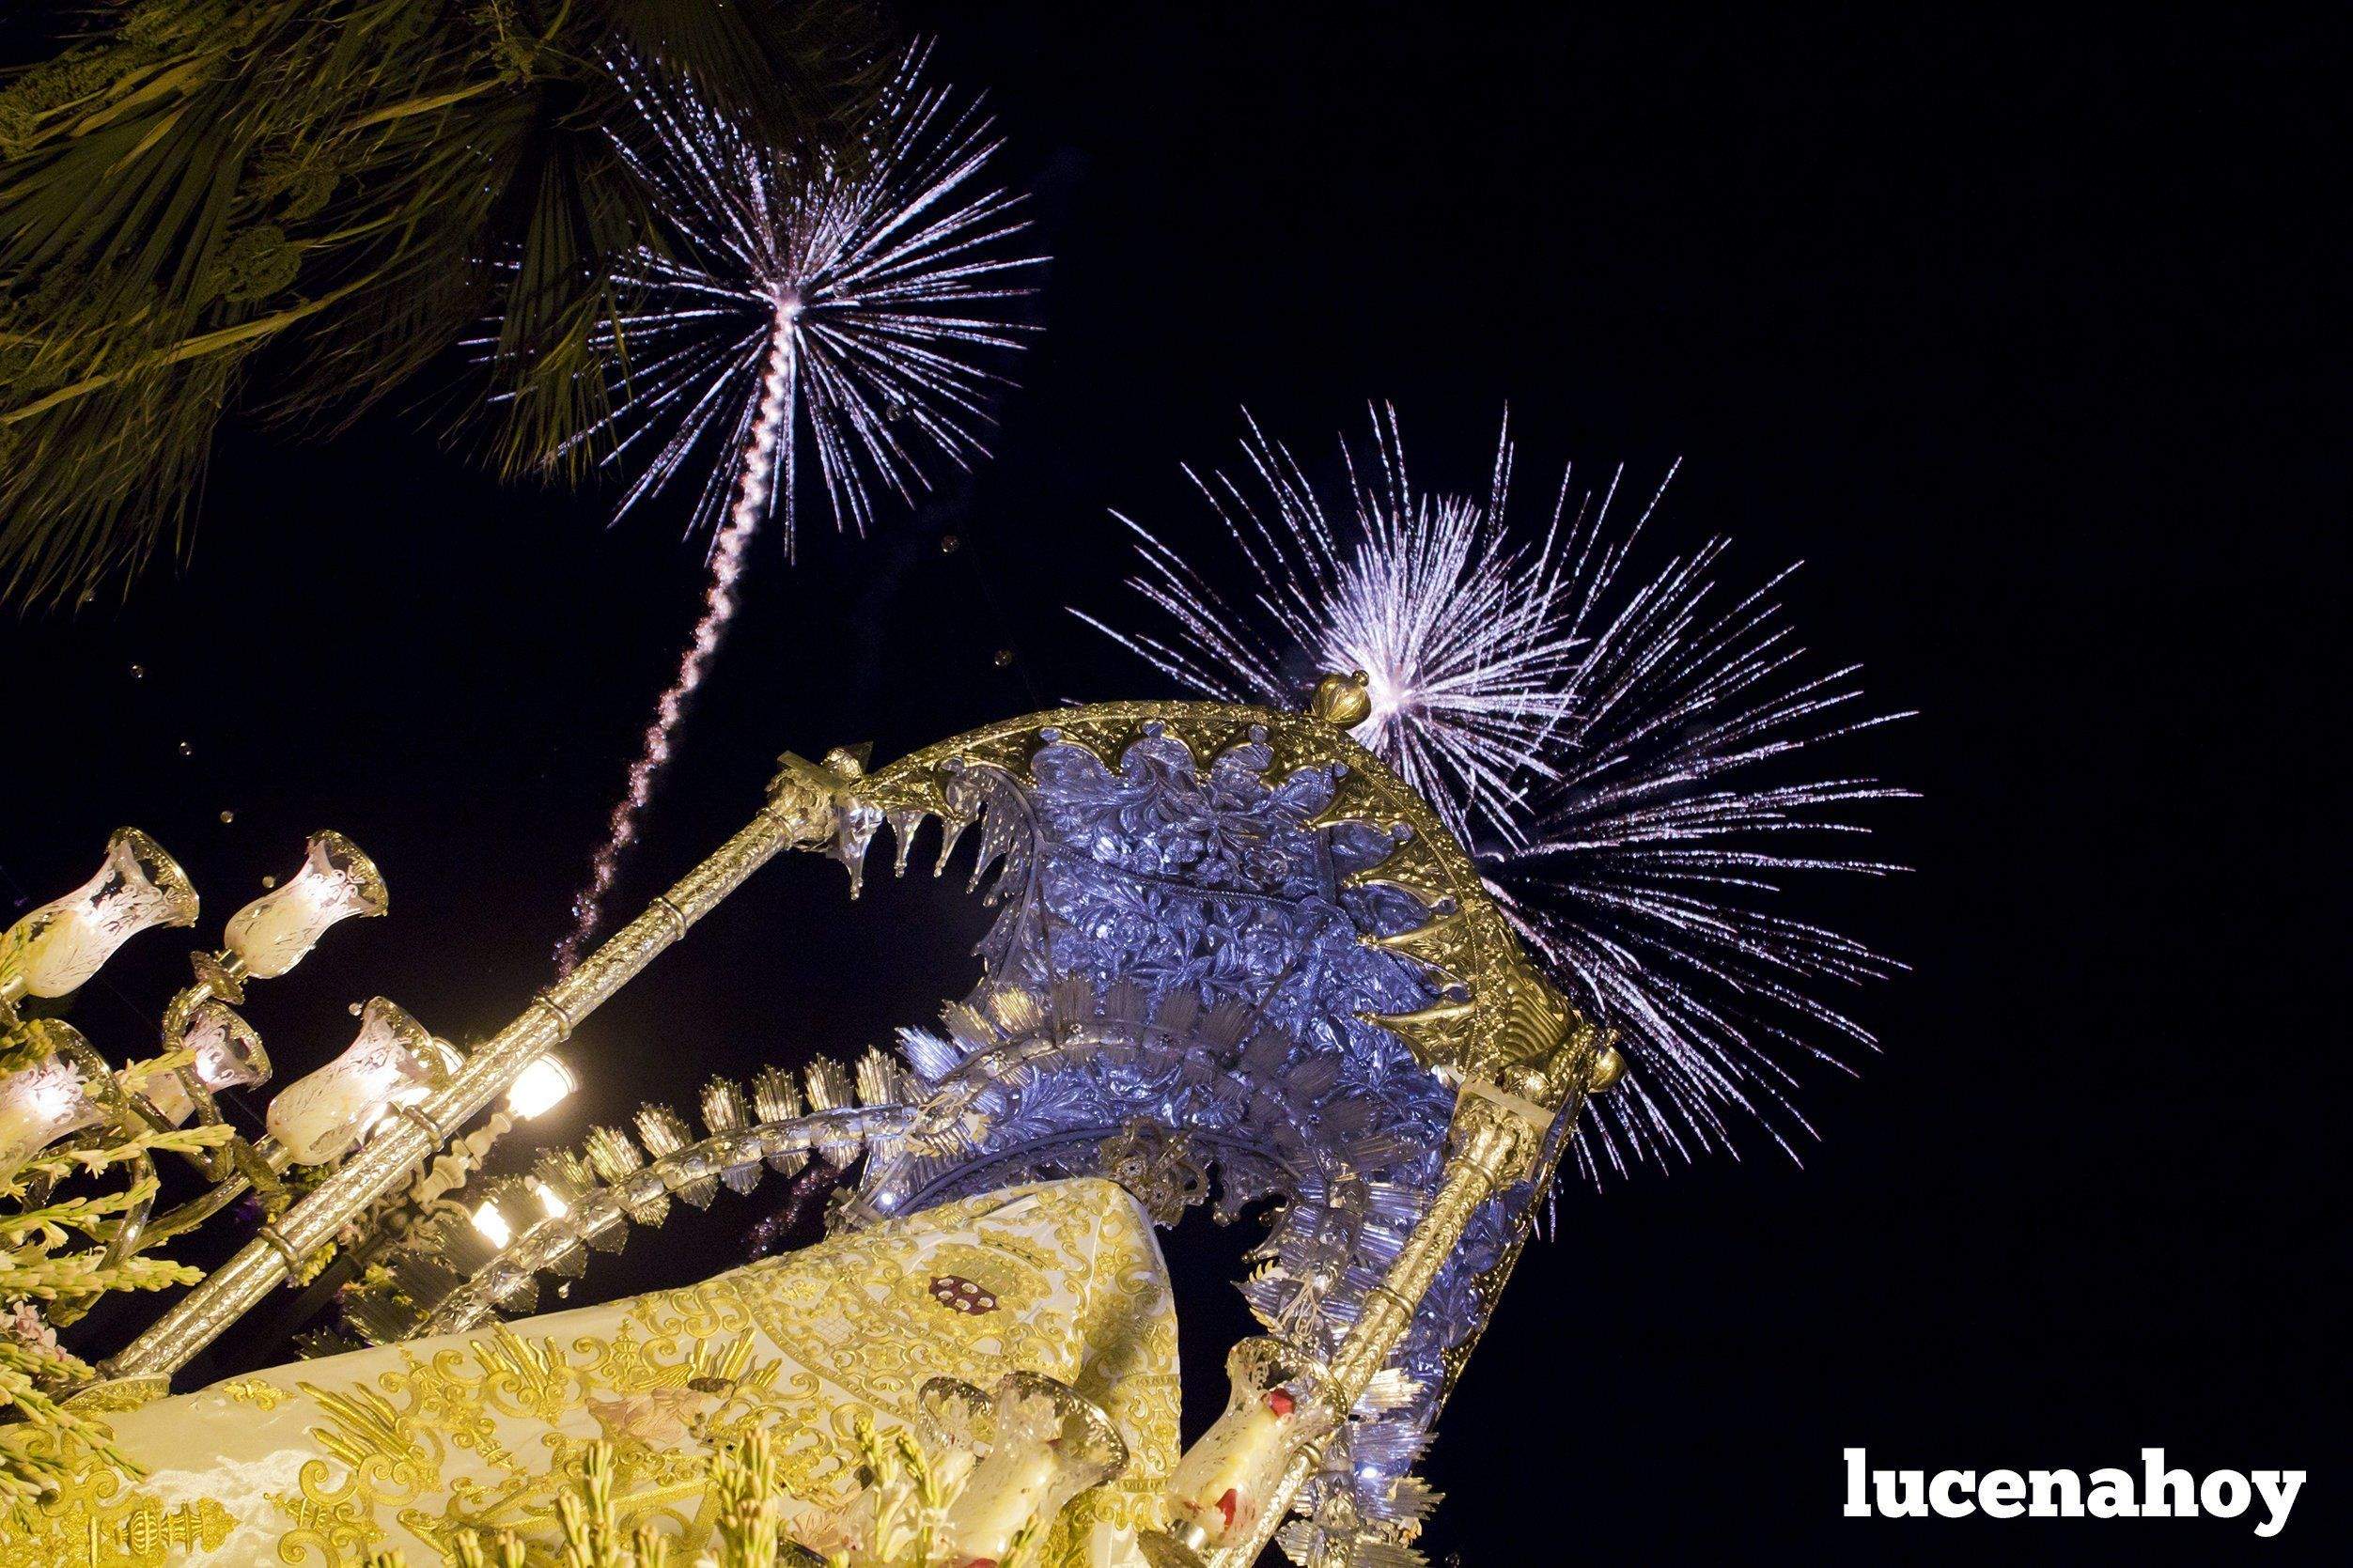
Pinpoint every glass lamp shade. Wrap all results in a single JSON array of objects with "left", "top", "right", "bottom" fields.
[
  {"left": 265, "top": 998, "right": 449, "bottom": 1165},
  {"left": 937, "top": 1371, "right": 1129, "bottom": 1562},
  {"left": 129, "top": 1001, "right": 270, "bottom": 1126},
  {"left": 0, "top": 829, "right": 197, "bottom": 1001},
  {"left": 914, "top": 1376, "right": 993, "bottom": 1498},
  {"left": 1159, "top": 1337, "right": 1332, "bottom": 1550},
  {"left": 223, "top": 831, "right": 387, "bottom": 981},
  {"left": 0, "top": 1020, "right": 115, "bottom": 1178}
]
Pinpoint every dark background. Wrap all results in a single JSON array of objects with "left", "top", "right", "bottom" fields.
[{"left": 3, "top": 8, "right": 2337, "bottom": 1562}]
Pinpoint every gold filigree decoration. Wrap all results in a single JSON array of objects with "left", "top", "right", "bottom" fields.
[
  {"left": 266, "top": 1304, "right": 803, "bottom": 1563},
  {"left": 83, "top": 1179, "right": 1176, "bottom": 1566},
  {"left": 5, "top": 1176, "right": 1176, "bottom": 1568},
  {"left": 1097, "top": 1121, "right": 1208, "bottom": 1226},
  {"left": 0, "top": 1423, "right": 232, "bottom": 1568},
  {"left": 55, "top": 1376, "right": 171, "bottom": 1417},
  {"left": 222, "top": 1377, "right": 296, "bottom": 1411}
]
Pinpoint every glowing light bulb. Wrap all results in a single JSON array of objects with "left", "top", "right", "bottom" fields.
[
  {"left": 531, "top": 1181, "right": 569, "bottom": 1219},
  {"left": 506, "top": 1055, "right": 576, "bottom": 1119},
  {"left": 0, "top": 830, "right": 196, "bottom": 1001},
  {"left": 471, "top": 1200, "right": 513, "bottom": 1248}
]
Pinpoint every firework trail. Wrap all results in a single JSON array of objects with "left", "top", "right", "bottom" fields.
[
  {"left": 1079, "top": 409, "right": 1911, "bottom": 1168},
  {"left": 552, "top": 47, "right": 1041, "bottom": 972}
]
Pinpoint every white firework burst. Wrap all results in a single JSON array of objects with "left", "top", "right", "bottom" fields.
[
  {"left": 1080, "top": 410, "right": 1911, "bottom": 1168},
  {"left": 1076, "top": 405, "right": 1609, "bottom": 846},
  {"left": 551, "top": 46, "right": 1041, "bottom": 972},
  {"left": 587, "top": 42, "right": 1039, "bottom": 550},
  {"left": 1489, "top": 541, "right": 1914, "bottom": 1176}
]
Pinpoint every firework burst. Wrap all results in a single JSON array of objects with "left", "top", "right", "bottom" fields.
[
  {"left": 1076, "top": 406, "right": 1610, "bottom": 846},
  {"left": 1080, "top": 409, "right": 1911, "bottom": 1169},
  {"left": 1489, "top": 540, "right": 1914, "bottom": 1176},
  {"left": 551, "top": 46, "right": 1041, "bottom": 972}
]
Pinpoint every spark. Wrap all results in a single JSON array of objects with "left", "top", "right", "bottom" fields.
[
  {"left": 1076, "top": 406, "right": 1602, "bottom": 846},
  {"left": 1489, "top": 538, "right": 1915, "bottom": 1178},
  {"left": 551, "top": 47, "right": 1040, "bottom": 972},
  {"left": 1080, "top": 409, "right": 1912, "bottom": 1168}
]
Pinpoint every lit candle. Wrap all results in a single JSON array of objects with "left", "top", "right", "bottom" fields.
[
  {"left": 0, "top": 1022, "right": 111, "bottom": 1177},
  {"left": 0, "top": 830, "right": 196, "bottom": 1001},
  {"left": 128, "top": 1001, "right": 268, "bottom": 1126},
  {"left": 917, "top": 1377, "right": 991, "bottom": 1499},
  {"left": 1161, "top": 1339, "right": 1326, "bottom": 1546},
  {"left": 265, "top": 998, "right": 445, "bottom": 1164},
  {"left": 223, "top": 831, "right": 386, "bottom": 981}
]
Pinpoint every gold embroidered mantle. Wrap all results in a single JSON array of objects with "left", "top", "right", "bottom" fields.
[{"left": 6, "top": 1178, "right": 1177, "bottom": 1567}]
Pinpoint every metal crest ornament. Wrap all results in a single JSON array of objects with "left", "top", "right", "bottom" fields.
[
  {"left": 834, "top": 690, "right": 1605, "bottom": 1097},
  {"left": 1083, "top": 409, "right": 1908, "bottom": 1176},
  {"left": 1097, "top": 1121, "right": 1209, "bottom": 1227}
]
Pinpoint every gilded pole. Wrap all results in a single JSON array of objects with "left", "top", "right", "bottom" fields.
[
  {"left": 104, "top": 752, "right": 854, "bottom": 1381},
  {"left": 1209, "top": 1079, "right": 1570, "bottom": 1566},
  {"left": 1321, "top": 1082, "right": 1555, "bottom": 1405}
]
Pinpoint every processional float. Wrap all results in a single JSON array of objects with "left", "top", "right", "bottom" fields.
[{"left": 1, "top": 674, "right": 1622, "bottom": 1567}]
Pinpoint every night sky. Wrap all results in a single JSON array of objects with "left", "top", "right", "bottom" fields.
[{"left": 3, "top": 10, "right": 2334, "bottom": 1563}]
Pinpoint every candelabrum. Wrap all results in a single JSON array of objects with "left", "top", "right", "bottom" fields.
[
  {"left": 96, "top": 749, "right": 859, "bottom": 1383},
  {"left": 0, "top": 823, "right": 587, "bottom": 1353},
  {"left": 0, "top": 747, "right": 863, "bottom": 1421}
]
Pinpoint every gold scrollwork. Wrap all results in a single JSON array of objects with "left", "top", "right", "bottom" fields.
[
  {"left": 222, "top": 1378, "right": 296, "bottom": 1411},
  {"left": 0, "top": 1429, "right": 232, "bottom": 1568}
]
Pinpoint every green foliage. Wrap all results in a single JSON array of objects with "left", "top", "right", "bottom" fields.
[{"left": 0, "top": 0, "right": 889, "bottom": 611}]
